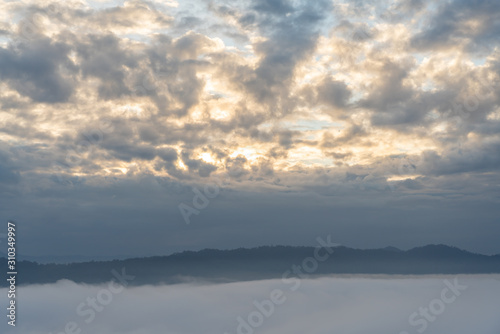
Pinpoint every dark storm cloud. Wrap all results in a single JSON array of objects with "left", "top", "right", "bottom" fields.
[
  {"left": 360, "top": 60, "right": 414, "bottom": 118},
  {"left": 411, "top": 0, "right": 500, "bottom": 52},
  {"left": 77, "top": 120, "right": 184, "bottom": 165},
  {"left": 276, "top": 130, "right": 296, "bottom": 148},
  {"left": 77, "top": 34, "right": 135, "bottom": 100},
  {"left": 157, "top": 147, "right": 178, "bottom": 162},
  {"left": 369, "top": 95, "right": 430, "bottom": 127},
  {"left": 181, "top": 150, "right": 218, "bottom": 177},
  {"left": 208, "top": 104, "right": 269, "bottom": 136},
  {"left": 0, "top": 121, "right": 54, "bottom": 141},
  {"left": 225, "top": 155, "right": 249, "bottom": 179},
  {"left": 0, "top": 38, "right": 76, "bottom": 102},
  {"left": 316, "top": 77, "right": 352, "bottom": 109},
  {"left": 243, "top": 0, "right": 332, "bottom": 111},
  {"left": 419, "top": 140, "right": 500, "bottom": 176},
  {"left": 252, "top": 0, "right": 294, "bottom": 15},
  {"left": 321, "top": 124, "right": 368, "bottom": 147},
  {"left": 106, "top": 143, "right": 158, "bottom": 162},
  {"left": 136, "top": 121, "right": 209, "bottom": 146},
  {"left": 140, "top": 33, "right": 212, "bottom": 116}
]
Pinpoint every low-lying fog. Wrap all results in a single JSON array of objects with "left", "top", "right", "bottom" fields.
[{"left": 2, "top": 275, "right": 499, "bottom": 334}]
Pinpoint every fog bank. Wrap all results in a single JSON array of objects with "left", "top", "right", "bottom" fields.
[{"left": 1, "top": 275, "right": 499, "bottom": 334}]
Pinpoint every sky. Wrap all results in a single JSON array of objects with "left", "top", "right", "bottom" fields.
[{"left": 0, "top": 0, "right": 500, "bottom": 257}]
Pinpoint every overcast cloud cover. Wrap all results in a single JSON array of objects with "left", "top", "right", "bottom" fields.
[
  {"left": 0, "top": 0, "right": 500, "bottom": 257},
  {"left": 1, "top": 276, "right": 499, "bottom": 334}
]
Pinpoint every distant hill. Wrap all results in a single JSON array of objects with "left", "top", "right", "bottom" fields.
[
  {"left": 1, "top": 244, "right": 499, "bottom": 287},
  {"left": 0, "top": 251, "right": 139, "bottom": 264}
]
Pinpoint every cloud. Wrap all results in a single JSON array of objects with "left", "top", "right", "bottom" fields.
[
  {"left": 410, "top": 0, "right": 500, "bottom": 52},
  {"left": 252, "top": 0, "right": 294, "bottom": 16},
  {"left": 1, "top": 276, "right": 499, "bottom": 334},
  {"left": 0, "top": 37, "right": 76, "bottom": 102},
  {"left": 243, "top": 0, "right": 332, "bottom": 112},
  {"left": 316, "top": 77, "right": 352, "bottom": 110},
  {"left": 77, "top": 34, "right": 135, "bottom": 100}
]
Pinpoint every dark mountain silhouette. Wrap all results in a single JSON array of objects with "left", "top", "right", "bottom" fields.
[{"left": 1, "top": 244, "right": 499, "bottom": 287}]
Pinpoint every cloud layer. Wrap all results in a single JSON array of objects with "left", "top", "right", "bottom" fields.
[{"left": 1, "top": 276, "right": 499, "bottom": 334}]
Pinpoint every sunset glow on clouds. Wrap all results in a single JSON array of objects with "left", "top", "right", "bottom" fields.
[{"left": 1, "top": 0, "right": 499, "bottom": 256}]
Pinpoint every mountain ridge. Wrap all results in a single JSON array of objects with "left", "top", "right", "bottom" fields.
[
  {"left": 2, "top": 244, "right": 499, "bottom": 287},
  {"left": 2, "top": 244, "right": 497, "bottom": 264}
]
